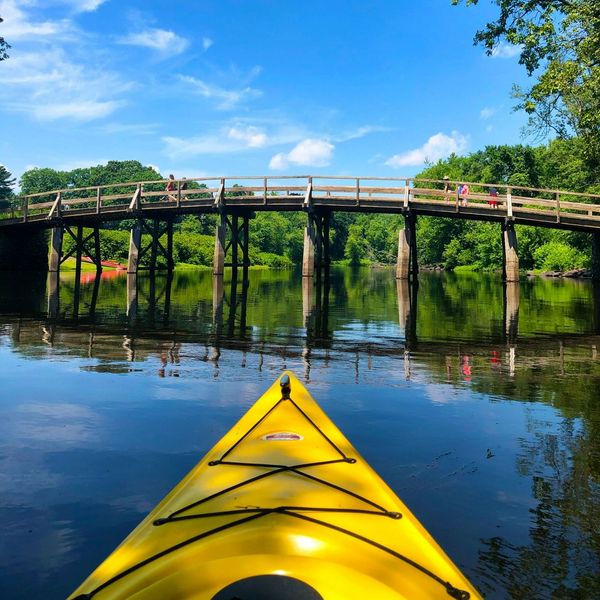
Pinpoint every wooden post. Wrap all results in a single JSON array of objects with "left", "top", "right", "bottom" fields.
[
  {"left": 502, "top": 221, "right": 519, "bottom": 282},
  {"left": 506, "top": 187, "right": 513, "bottom": 217},
  {"left": 396, "top": 227, "right": 411, "bottom": 279},
  {"left": 128, "top": 220, "right": 143, "bottom": 274},
  {"left": 49, "top": 227, "right": 63, "bottom": 272},
  {"left": 404, "top": 180, "right": 410, "bottom": 208},
  {"left": 302, "top": 216, "right": 315, "bottom": 277},
  {"left": 96, "top": 187, "right": 101, "bottom": 214},
  {"left": 396, "top": 213, "right": 417, "bottom": 280},
  {"left": 213, "top": 213, "right": 226, "bottom": 275},
  {"left": 555, "top": 191, "right": 560, "bottom": 223}
]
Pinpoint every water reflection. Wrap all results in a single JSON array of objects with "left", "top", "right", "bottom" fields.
[{"left": 1, "top": 268, "right": 599, "bottom": 598}]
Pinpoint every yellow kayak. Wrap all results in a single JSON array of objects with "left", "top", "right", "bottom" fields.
[{"left": 69, "top": 372, "right": 482, "bottom": 599}]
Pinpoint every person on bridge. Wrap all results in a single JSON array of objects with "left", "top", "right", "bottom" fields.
[
  {"left": 443, "top": 175, "right": 452, "bottom": 201},
  {"left": 166, "top": 174, "right": 177, "bottom": 201},
  {"left": 488, "top": 187, "right": 499, "bottom": 209},
  {"left": 459, "top": 183, "right": 470, "bottom": 206}
]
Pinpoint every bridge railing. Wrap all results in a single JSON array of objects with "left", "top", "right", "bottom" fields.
[{"left": 2, "top": 176, "right": 600, "bottom": 225}]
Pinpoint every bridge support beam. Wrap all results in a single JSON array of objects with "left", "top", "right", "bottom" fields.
[
  {"left": 502, "top": 221, "right": 519, "bottom": 282},
  {"left": 128, "top": 221, "right": 142, "bottom": 274},
  {"left": 592, "top": 232, "right": 600, "bottom": 281},
  {"left": 396, "top": 213, "right": 418, "bottom": 280},
  {"left": 302, "top": 211, "right": 330, "bottom": 277},
  {"left": 213, "top": 212, "right": 251, "bottom": 276},
  {"left": 128, "top": 218, "right": 174, "bottom": 274},
  {"left": 48, "top": 224, "right": 102, "bottom": 276},
  {"left": 49, "top": 227, "right": 63, "bottom": 273}
]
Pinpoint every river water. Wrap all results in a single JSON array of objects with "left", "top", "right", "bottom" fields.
[{"left": 1, "top": 267, "right": 599, "bottom": 599}]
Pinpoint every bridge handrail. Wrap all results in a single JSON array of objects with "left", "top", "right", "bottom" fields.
[
  {"left": 2, "top": 175, "right": 599, "bottom": 230},
  {"left": 16, "top": 175, "right": 600, "bottom": 202}
]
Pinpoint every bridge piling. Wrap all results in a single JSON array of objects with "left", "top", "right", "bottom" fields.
[
  {"left": 302, "top": 219, "right": 316, "bottom": 277},
  {"left": 502, "top": 221, "right": 519, "bottom": 282},
  {"left": 128, "top": 221, "right": 143, "bottom": 274},
  {"left": 49, "top": 227, "right": 63, "bottom": 273},
  {"left": 302, "top": 212, "right": 330, "bottom": 278},
  {"left": 213, "top": 214, "right": 226, "bottom": 276},
  {"left": 396, "top": 213, "right": 417, "bottom": 280}
]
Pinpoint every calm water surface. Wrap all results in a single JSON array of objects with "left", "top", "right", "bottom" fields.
[{"left": 1, "top": 268, "right": 599, "bottom": 599}]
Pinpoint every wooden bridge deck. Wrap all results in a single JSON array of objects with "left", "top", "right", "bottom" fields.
[{"left": 2, "top": 175, "right": 600, "bottom": 233}]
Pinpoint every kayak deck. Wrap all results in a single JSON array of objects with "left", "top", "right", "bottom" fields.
[{"left": 69, "top": 372, "right": 481, "bottom": 599}]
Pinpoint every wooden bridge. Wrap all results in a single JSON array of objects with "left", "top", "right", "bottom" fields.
[{"left": 2, "top": 175, "right": 600, "bottom": 280}]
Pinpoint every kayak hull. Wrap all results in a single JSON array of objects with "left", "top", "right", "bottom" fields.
[{"left": 69, "top": 372, "right": 481, "bottom": 599}]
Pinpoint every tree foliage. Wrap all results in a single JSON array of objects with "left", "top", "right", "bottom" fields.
[
  {"left": 19, "top": 160, "right": 162, "bottom": 195},
  {"left": 0, "top": 16, "right": 10, "bottom": 61},
  {"left": 453, "top": 0, "right": 600, "bottom": 170},
  {"left": 0, "top": 165, "right": 15, "bottom": 200}
]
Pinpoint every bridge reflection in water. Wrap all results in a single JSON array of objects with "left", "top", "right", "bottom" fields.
[{"left": 16, "top": 268, "right": 599, "bottom": 385}]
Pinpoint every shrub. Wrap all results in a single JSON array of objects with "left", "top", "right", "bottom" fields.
[{"left": 532, "top": 241, "right": 588, "bottom": 271}]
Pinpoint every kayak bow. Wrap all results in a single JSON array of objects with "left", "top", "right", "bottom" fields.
[{"left": 69, "top": 372, "right": 482, "bottom": 599}]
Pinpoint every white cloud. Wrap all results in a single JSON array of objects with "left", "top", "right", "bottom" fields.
[
  {"left": 486, "top": 125, "right": 494, "bottom": 133},
  {"left": 202, "top": 37, "right": 213, "bottom": 51},
  {"left": 480, "top": 107, "right": 495, "bottom": 120},
  {"left": 163, "top": 130, "right": 265, "bottom": 158},
  {"left": 333, "top": 125, "right": 390, "bottom": 142},
  {"left": 0, "top": 0, "right": 73, "bottom": 40},
  {"left": 0, "top": 48, "right": 131, "bottom": 122},
  {"left": 385, "top": 131, "right": 468, "bottom": 168},
  {"left": 118, "top": 28, "right": 189, "bottom": 56},
  {"left": 161, "top": 121, "right": 306, "bottom": 159},
  {"left": 491, "top": 42, "right": 522, "bottom": 59},
  {"left": 228, "top": 126, "right": 268, "bottom": 148},
  {"left": 270, "top": 139, "right": 334, "bottom": 170},
  {"left": 98, "top": 122, "right": 159, "bottom": 135},
  {"left": 62, "top": 0, "right": 108, "bottom": 11},
  {"left": 34, "top": 100, "right": 123, "bottom": 121},
  {"left": 177, "top": 74, "right": 262, "bottom": 110}
]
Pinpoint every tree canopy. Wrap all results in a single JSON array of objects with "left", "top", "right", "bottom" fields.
[
  {"left": 0, "top": 165, "right": 15, "bottom": 200},
  {"left": 19, "top": 160, "right": 162, "bottom": 195},
  {"left": 453, "top": 0, "right": 600, "bottom": 170}
]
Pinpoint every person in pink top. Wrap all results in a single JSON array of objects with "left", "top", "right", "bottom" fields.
[{"left": 459, "top": 183, "right": 470, "bottom": 206}]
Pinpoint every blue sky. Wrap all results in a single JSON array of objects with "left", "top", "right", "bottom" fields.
[{"left": 0, "top": 0, "right": 533, "bottom": 185}]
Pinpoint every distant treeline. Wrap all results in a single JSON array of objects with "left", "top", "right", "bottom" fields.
[{"left": 9, "top": 138, "right": 600, "bottom": 271}]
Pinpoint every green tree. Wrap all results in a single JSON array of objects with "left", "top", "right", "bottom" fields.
[
  {"left": 0, "top": 16, "right": 10, "bottom": 61},
  {"left": 453, "top": 0, "right": 600, "bottom": 170},
  {"left": 0, "top": 165, "right": 15, "bottom": 199}
]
